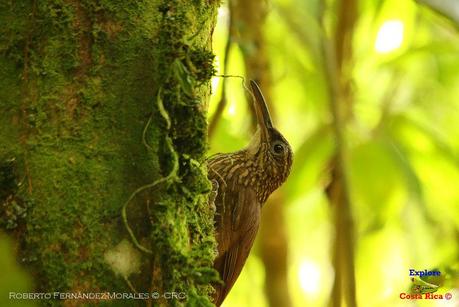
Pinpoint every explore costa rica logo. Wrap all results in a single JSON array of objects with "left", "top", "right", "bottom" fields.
[
  {"left": 400, "top": 292, "right": 453, "bottom": 300},
  {"left": 399, "top": 269, "right": 453, "bottom": 301}
]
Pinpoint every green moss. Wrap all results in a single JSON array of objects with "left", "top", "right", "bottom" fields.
[
  {"left": 0, "top": 157, "right": 30, "bottom": 230},
  {"left": 121, "top": 0, "right": 220, "bottom": 303},
  {"left": 0, "top": 157, "right": 18, "bottom": 201},
  {"left": 0, "top": 0, "right": 219, "bottom": 305}
]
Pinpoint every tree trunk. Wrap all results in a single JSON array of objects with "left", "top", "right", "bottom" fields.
[
  {"left": 320, "top": 0, "right": 358, "bottom": 306},
  {"left": 0, "top": 1, "right": 219, "bottom": 306}
]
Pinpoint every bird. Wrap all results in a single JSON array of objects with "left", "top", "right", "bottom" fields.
[{"left": 208, "top": 80, "right": 293, "bottom": 306}]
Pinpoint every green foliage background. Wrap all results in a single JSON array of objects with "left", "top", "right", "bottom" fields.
[{"left": 209, "top": 0, "right": 459, "bottom": 306}]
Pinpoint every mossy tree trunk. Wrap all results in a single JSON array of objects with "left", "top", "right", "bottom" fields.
[{"left": 0, "top": 1, "right": 219, "bottom": 306}]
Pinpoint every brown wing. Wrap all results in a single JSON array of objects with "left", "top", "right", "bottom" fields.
[{"left": 211, "top": 183, "right": 261, "bottom": 306}]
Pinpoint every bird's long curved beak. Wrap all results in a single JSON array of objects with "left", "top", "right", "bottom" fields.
[{"left": 250, "top": 80, "right": 273, "bottom": 141}]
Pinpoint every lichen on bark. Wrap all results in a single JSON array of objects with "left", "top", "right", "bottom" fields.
[{"left": 0, "top": 0, "right": 220, "bottom": 305}]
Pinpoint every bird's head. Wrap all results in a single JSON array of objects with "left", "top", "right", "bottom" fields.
[{"left": 246, "top": 80, "right": 293, "bottom": 193}]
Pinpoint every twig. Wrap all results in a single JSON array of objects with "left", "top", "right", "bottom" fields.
[
  {"left": 373, "top": 73, "right": 403, "bottom": 133},
  {"left": 122, "top": 89, "right": 179, "bottom": 255},
  {"left": 123, "top": 275, "right": 139, "bottom": 294},
  {"left": 142, "top": 115, "right": 153, "bottom": 151}
]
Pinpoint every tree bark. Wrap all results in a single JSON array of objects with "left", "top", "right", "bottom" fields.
[
  {"left": 320, "top": 0, "right": 358, "bottom": 306},
  {"left": 0, "top": 1, "right": 219, "bottom": 306}
]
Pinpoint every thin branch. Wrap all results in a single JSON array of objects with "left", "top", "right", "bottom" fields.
[{"left": 373, "top": 72, "right": 403, "bottom": 133}]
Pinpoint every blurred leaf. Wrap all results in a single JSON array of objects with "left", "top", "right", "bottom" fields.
[
  {"left": 0, "top": 233, "right": 34, "bottom": 307},
  {"left": 274, "top": 3, "right": 323, "bottom": 68},
  {"left": 348, "top": 139, "right": 405, "bottom": 233},
  {"left": 284, "top": 124, "right": 333, "bottom": 200}
]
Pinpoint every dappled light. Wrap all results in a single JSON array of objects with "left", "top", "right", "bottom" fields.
[
  {"left": 1, "top": 0, "right": 458, "bottom": 306},
  {"left": 208, "top": 0, "right": 459, "bottom": 306},
  {"left": 375, "top": 20, "right": 405, "bottom": 53}
]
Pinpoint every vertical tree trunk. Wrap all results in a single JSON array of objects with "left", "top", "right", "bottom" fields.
[
  {"left": 0, "top": 1, "right": 219, "bottom": 305},
  {"left": 321, "top": 0, "right": 358, "bottom": 306}
]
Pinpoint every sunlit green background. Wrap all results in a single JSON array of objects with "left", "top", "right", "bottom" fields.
[{"left": 209, "top": 0, "right": 459, "bottom": 306}]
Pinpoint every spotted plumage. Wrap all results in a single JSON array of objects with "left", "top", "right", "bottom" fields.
[{"left": 208, "top": 81, "right": 293, "bottom": 306}]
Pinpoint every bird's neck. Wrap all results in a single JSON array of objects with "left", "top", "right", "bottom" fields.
[{"left": 208, "top": 146, "right": 279, "bottom": 204}]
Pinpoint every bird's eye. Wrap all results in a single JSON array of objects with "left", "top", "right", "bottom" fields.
[{"left": 273, "top": 143, "right": 284, "bottom": 155}]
